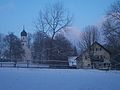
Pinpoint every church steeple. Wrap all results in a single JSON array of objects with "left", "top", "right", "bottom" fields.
[
  {"left": 20, "top": 26, "right": 32, "bottom": 61},
  {"left": 21, "top": 25, "right": 27, "bottom": 44},
  {"left": 21, "top": 26, "right": 27, "bottom": 36}
]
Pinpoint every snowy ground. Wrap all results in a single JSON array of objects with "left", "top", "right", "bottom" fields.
[{"left": 0, "top": 68, "right": 120, "bottom": 90}]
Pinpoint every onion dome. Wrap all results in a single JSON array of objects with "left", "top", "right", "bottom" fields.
[
  {"left": 21, "top": 30, "right": 27, "bottom": 36},
  {"left": 21, "top": 26, "right": 27, "bottom": 36}
]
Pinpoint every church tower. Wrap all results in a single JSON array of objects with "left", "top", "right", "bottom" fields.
[
  {"left": 21, "top": 26, "right": 27, "bottom": 48},
  {"left": 21, "top": 26, "right": 32, "bottom": 62}
]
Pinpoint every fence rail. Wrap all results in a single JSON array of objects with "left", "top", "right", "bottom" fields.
[
  {"left": 0, "top": 62, "right": 49, "bottom": 68},
  {"left": 0, "top": 60, "right": 71, "bottom": 68}
]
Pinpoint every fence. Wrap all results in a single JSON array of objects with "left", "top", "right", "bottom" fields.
[
  {"left": 0, "top": 60, "right": 70, "bottom": 68},
  {"left": 0, "top": 62, "right": 49, "bottom": 68}
]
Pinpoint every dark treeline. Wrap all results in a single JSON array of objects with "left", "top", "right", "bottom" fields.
[
  {"left": 0, "top": 31, "right": 75, "bottom": 64},
  {"left": 32, "top": 31, "right": 75, "bottom": 63}
]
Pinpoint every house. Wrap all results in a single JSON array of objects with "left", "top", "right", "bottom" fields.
[{"left": 76, "top": 42, "right": 111, "bottom": 70}]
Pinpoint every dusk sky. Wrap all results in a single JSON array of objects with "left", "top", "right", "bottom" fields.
[{"left": 0, "top": 0, "right": 116, "bottom": 36}]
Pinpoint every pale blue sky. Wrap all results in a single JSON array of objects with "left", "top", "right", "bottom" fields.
[{"left": 0, "top": 0, "right": 116, "bottom": 36}]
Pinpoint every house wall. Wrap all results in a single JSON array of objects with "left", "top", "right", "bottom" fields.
[
  {"left": 82, "top": 52, "right": 91, "bottom": 68},
  {"left": 92, "top": 44, "right": 110, "bottom": 62}
]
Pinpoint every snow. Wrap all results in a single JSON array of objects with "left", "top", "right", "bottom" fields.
[{"left": 0, "top": 68, "right": 120, "bottom": 90}]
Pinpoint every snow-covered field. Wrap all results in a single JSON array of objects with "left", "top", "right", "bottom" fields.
[{"left": 0, "top": 68, "right": 120, "bottom": 90}]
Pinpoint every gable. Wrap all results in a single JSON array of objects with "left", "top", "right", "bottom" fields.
[
  {"left": 76, "top": 42, "right": 111, "bottom": 60},
  {"left": 91, "top": 42, "right": 111, "bottom": 55}
]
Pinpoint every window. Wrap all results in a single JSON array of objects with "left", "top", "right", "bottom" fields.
[
  {"left": 97, "top": 56, "right": 99, "bottom": 59},
  {"left": 96, "top": 48, "right": 98, "bottom": 51},
  {"left": 100, "top": 48, "right": 102, "bottom": 51},
  {"left": 85, "top": 56, "right": 87, "bottom": 59},
  {"left": 90, "top": 48, "right": 93, "bottom": 51},
  {"left": 100, "top": 55, "right": 102, "bottom": 59},
  {"left": 104, "top": 63, "right": 106, "bottom": 67}
]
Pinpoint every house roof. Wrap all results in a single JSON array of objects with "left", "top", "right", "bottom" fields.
[
  {"left": 92, "top": 42, "right": 111, "bottom": 54},
  {"left": 76, "top": 41, "right": 111, "bottom": 60}
]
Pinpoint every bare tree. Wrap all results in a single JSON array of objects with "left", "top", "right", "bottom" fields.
[
  {"left": 102, "top": 1, "right": 120, "bottom": 69},
  {"left": 35, "top": 2, "right": 72, "bottom": 60},
  {"left": 35, "top": 2, "right": 72, "bottom": 40},
  {"left": 102, "top": 1, "right": 120, "bottom": 56},
  {"left": 105, "top": 0, "right": 120, "bottom": 39},
  {"left": 107, "top": 1, "right": 120, "bottom": 22},
  {"left": 79, "top": 25, "right": 100, "bottom": 51}
]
